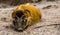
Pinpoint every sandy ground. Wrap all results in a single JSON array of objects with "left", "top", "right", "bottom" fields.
[{"left": 0, "top": 1, "right": 60, "bottom": 35}]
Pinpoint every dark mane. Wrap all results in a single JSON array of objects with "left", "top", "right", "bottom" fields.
[{"left": 16, "top": 10, "right": 24, "bottom": 18}]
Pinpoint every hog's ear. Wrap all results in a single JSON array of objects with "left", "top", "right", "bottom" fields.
[{"left": 26, "top": 3, "right": 30, "bottom": 5}]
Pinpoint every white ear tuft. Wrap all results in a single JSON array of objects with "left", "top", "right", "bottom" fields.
[{"left": 26, "top": 3, "right": 30, "bottom": 5}]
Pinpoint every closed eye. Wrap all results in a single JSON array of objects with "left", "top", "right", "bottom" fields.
[{"left": 25, "top": 9, "right": 30, "bottom": 13}]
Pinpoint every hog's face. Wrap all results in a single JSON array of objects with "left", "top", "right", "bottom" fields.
[{"left": 13, "top": 10, "right": 28, "bottom": 32}]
